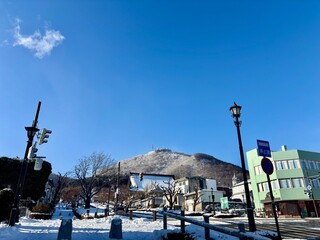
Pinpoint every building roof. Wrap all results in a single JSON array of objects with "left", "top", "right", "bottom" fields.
[{"left": 129, "top": 172, "right": 175, "bottom": 191}]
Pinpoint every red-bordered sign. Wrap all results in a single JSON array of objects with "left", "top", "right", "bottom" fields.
[{"left": 261, "top": 157, "right": 274, "bottom": 175}]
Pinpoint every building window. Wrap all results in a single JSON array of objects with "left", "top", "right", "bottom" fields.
[
  {"left": 276, "top": 161, "right": 283, "bottom": 170},
  {"left": 309, "top": 161, "right": 316, "bottom": 170},
  {"left": 294, "top": 160, "right": 301, "bottom": 168},
  {"left": 282, "top": 161, "right": 288, "bottom": 169},
  {"left": 254, "top": 166, "right": 262, "bottom": 175},
  {"left": 317, "top": 162, "right": 320, "bottom": 170},
  {"left": 279, "top": 179, "right": 291, "bottom": 189},
  {"left": 271, "top": 180, "right": 279, "bottom": 189},
  {"left": 292, "top": 178, "right": 303, "bottom": 188},
  {"left": 263, "top": 182, "right": 269, "bottom": 192},
  {"left": 312, "top": 179, "right": 320, "bottom": 188},
  {"left": 304, "top": 178, "right": 309, "bottom": 187},
  {"left": 258, "top": 183, "right": 263, "bottom": 192},
  {"left": 288, "top": 160, "right": 300, "bottom": 169},
  {"left": 301, "top": 160, "right": 307, "bottom": 169},
  {"left": 276, "top": 161, "right": 288, "bottom": 170},
  {"left": 276, "top": 161, "right": 287, "bottom": 170}
]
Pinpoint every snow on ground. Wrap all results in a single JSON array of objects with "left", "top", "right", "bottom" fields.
[
  {"left": 0, "top": 216, "right": 171, "bottom": 240},
  {"left": 0, "top": 210, "right": 173, "bottom": 240},
  {"left": 1, "top": 206, "right": 289, "bottom": 240},
  {"left": 0, "top": 207, "right": 241, "bottom": 240}
]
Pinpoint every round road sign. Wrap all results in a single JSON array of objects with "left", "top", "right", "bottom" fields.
[{"left": 261, "top": 157, "right": 274, "bottom": 175}]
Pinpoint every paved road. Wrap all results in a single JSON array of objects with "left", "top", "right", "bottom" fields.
[
  {"left": 132, "top": 212, "right": 320, "bottom": 239},
  {"left": 211, "top": 217, "right": 320, "bottom": 239}
]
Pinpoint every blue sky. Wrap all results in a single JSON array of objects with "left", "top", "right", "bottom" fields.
[{"left": 0, "top": 1, "right": 320, "bottom": 174}]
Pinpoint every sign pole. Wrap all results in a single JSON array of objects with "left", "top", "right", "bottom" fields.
[
  {"left": 258, "top": 140, "right": 282, "bottom": 240},
  {"left": 266, "top": 173, "right": 281, "bottom": 240}
]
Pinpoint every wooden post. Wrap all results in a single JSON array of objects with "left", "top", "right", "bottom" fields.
[
  {"left": 204, "top": 215, "right": 210, "bottom": 240},
  {"left": 238, "top": 222, "right": 245, "bottom": 232},
  {"left": 181, "top": 210, "right": 185, "bottom": 233},
  {"left": 163, "top": 207, "right": 167, "bottom": 229},
  {"left": 105, "top": 208, "right": 108, "bottom": 217},
  {"left": 152, "top": 210, "right": 157, "bottom": 221}
]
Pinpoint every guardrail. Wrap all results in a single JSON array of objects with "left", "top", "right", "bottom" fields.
[{"left": 157, "top": 207, "right": 270, "bottom": 240}]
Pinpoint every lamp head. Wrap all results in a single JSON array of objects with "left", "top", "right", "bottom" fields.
[{"left": 230, "top": 102, "right": 242, "bottom": 118}]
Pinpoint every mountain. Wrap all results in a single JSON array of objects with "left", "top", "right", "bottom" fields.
[{"left": 117, "top": 149, "right": 247, "bottom": 187}]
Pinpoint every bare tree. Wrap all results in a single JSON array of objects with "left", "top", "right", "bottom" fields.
[
  {"left": 192, "top": 186, "right": 202, "bottom": 212},
  {"left": 52, "top": 172, "right": 69, "bottom": 205},
  {"left": 73, "top": 152, "right": 115, "bottom": 209},
  {"left": 160, "top": 180, "right": 180, "bottom": 210},
  {"left": 121, "top": 187, "right": 146, "bottom": 212},
  {"left": 143, "top": 181, "right": 162, "bottom": 209},
  {"left": 61, "top": 185, "right": 82, "bottom": 206}
]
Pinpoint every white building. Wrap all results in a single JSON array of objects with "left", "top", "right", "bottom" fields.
[
  {"left": 129, "top": 172, "right": 175, "bottom": 191},
  {"left": 175, "top": 176, "right": 224, "bottom": 211},
  {"left": 128, "top": 172, "right": 175, "bottom": 209},
  {"left": 231, "top": 173, "right": 253, "bottom": 204}
]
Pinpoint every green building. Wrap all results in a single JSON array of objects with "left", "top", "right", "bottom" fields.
[{"left": 247, "top": 145, "right": 320, "bottom": 218}]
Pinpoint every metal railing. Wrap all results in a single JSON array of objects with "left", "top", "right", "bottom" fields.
[{"left": 157, "top": 208, "right": 270, "bottom": 240}]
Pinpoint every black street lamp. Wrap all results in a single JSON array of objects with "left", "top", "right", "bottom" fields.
[
  {"left": 9, "top": 102, "right": 41, "bottom": 226},
  {"left": 230, "top": 102, "right": 256, "bottom": 232},
  {"left": 211, "top": 187, "right": 215, "bottom": 215}
]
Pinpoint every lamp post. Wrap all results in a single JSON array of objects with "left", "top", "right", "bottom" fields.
[
  {"left": 9, "top": 102, "right": 41, "bottom": 226},
  {"left": 211, "top": 187, "right": 215, "bottom": 215},
  {"left": 229, "top": 102, "right": 256, "bottom": 232}
]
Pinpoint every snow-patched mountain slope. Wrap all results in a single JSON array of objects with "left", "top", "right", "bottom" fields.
[{"left": 115, "top": 149, "right": 245, "bottom": 187}]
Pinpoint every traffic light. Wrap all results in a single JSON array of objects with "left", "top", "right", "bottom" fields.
[
  {"left": 139, "top": 172, "right": 144, "bottom": 181},
  {"left": 34, "top": 158, "right": 43, "bottom": 171},
  {"left": 27, "top": 143, "right": 38, "bottom": 160},
  {"left": 39, "top": 128, "right": 52, "bottom": 145},
  {"left": 304, "top": 190, "right": 313, "bottom": 198}
]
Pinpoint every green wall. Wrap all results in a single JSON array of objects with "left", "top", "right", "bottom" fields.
[{"left": 247, "top": 148, "right": 320, "bottom": 210}]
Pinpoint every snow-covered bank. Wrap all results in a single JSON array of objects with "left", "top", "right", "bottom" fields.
[
  {"left": 0, "top": 207, "right": 280, "bottom": 240},
  {"left": 0, "top": 215, "right": 180, "bottom": 240},
  {"left": 0, "top": 207, "right": 241, "bottom": 240},
  {"left": 1, "top": 216, "right": 174, "bottom": 240}
]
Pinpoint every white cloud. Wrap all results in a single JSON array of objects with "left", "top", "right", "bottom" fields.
[{"left": 13, "top": 18, "right": 65, "bottom": 59}]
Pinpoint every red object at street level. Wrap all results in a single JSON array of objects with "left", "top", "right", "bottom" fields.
[{"left": 261, "top": 157, "right": 274, "bottom": 175}]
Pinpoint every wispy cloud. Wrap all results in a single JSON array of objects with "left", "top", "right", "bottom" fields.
[{"left": 13, "top": 18, "right": 65, "bottom": 59}]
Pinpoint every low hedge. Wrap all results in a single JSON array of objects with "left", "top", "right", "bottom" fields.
[
  {"left": 29, "top": 212, "right": 53, "bottom": 220},
  {"left": 29, "top": 203, "right": 54, "bottom": 219}
]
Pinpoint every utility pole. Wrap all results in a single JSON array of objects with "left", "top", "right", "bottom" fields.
[{"left": 115, "top": 162, "right": 120, "bottom": 213}]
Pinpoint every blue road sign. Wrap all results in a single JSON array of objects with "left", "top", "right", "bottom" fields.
[{"left": 257, "top": 139, "right": 271, "bottom": 157}]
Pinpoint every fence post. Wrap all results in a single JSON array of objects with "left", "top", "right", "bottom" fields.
[
  {"left": 57, "top": 219, "right": 72, "bottom": 240},
  {"left": 181, "top": 210, "right": 185, "bottom": 233},
  {"left": 238, "top": 222, "right": 245, "bottom": 232},
  {"left": 163, "top": 206, "right": 167, "bottom": 230},
  {"left": 153, "top": 210, "right": 157, "bottom": 221},
  {"left": 203, "top": 215, "right": 210, "bottom": 240}
]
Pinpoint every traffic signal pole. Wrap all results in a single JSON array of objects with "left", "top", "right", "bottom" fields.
[
  {"left": 9, "top": 101, "right": 41, "bottom": 226},
  {"left": 115, "top": 162, "right": 120, "bottom": 213}
]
